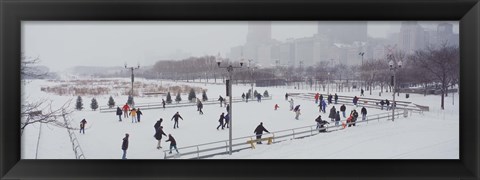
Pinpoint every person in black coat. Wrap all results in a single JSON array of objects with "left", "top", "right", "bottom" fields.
[
  {"left": 154, "top": 126, "right": 167, "bottom": 149},
  {"left": 380, "top": 100, "right": 385, "bottom": 110},
  {"left": 315, "top": 115, "right": 323, "bottom": 129},
  {"left": 319, "top": 94, "right": 324, "bottom": 102},
  {"left": 242, "top": 93, "right": 246, "bottom": 101},
  {"left": 217, "top": 113, "right": 225, "bottom": 130},
  {"left": 327, "top": 94, "right": 333, "bottom": 104},
  {"left": 254, "top": 122, "right": 270, "bottom": 144},
  {"left": 385, "top": 99, "right": 390, "bottom": 110},
  {"left": 136, "top": 108, "right": 143, "bottom": 123},
  {"left": 352, "top": 110, "right": 359, "bottom": 126},
  {"left": 197, "top": 100, "right": 204, "bottom": 115},
  {"left": 335, "top": 111, "right": 341, "bottom": 126},
  {"left": 80, "top": 119, "right": 87, "bottom": 134},
  {"left": 340, "top": 104, "right": 346, "bottom": 118},
  {"left": 171, "top": 112, "right": 183, "bottom": 129},
  {"left": 121, "top": 133, "right": 129, "bottom": 159},
  {"left": 361, "top": 107, "right": 367, "bottom": 121},
  {"left": 224, "top": 113, "right": 230, "bottom": 128},
  {"left": 328, "top": 106, "right": 336, "bottom": 122},
  {"left": 162, "top": 99, "right": 166, "bottom": 109},
  {"left": 218, "top": 96, "right": 224, "bottom": 107},
  {"left": 334, "top": 93, "right": 338, "bottom": 104},
  {"left": 116, "top": 107, "right": 123, "bottom": 121},
  {"left": 285, "top": 93, "right": 289, "bottom": 100},
  {"left": 153, "top": 118, "right": 163, "bottom": 136},
  {"left": 166, "top": 134, "right": 179, "bottom": 154}
]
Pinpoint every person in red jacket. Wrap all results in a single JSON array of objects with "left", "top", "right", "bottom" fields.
[
  {"left": 274, "top": 104, "right": 279, "bottom": 110},
  {"left": 314, "top": 93, "right": 320, "bottom": 104},
  {"left": 122, "top": 103, "right": 130, "bottom": 118}
]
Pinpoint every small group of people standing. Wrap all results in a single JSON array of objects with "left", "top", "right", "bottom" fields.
[
  {"left": 117, "top": 103, "right": 143, "bottom": 123},
  {"left": 379, "top": 99, "right": 391, "bottom": 110}
]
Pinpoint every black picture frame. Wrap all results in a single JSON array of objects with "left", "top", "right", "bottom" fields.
[{"left": 1, "top": 0, "right": 478, "bottom": 179}]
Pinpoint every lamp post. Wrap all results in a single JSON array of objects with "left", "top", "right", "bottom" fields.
[
  {"left": 216, "top": 54, "right": 244, "bottom": 155},
  {"left": 248, "top": 59, "right": 255, "bottom": 102},
  {"left": 125, "top": 63, "right": 140, "bottom": 105},
  {"left": 327, "top": 72, "right": 330, "bottom": 95},
  {"left": 388, "top": 58, "right": 402, "bottom": 122},
  {"left": 359, "top": 52, "right": 365, "bottom": 90}
]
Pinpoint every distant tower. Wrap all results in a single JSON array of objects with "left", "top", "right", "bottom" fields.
[
  {"left": 317, "top": 21, "right": 368, "bottom": 44},
  {"left": 244, "top": 21, "right": 272, "bottom": 65},
  {"left": 399, "top": 21, "right": 425, "bottom": 54},
  {"left": 437, "top": 23, "right": 454, "bottom": 46}
]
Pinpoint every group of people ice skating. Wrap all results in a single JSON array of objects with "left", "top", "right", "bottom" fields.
[{"left": 116, "top": 103, "right": 143, "bottom": 123}]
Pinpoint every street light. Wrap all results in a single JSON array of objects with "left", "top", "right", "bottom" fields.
[
  {"left": 358, "top": 52, "right": 365, "bottom": 66},
  {"left": 125, "top": 63, "right": 140, "bottom": 106},
  {"left": 327, "top": 72, "right": 330, "bottom": 95},
  {"left": 216, "top": 54, "right": 244, "bottom": 155},
  {"left": 388, "top": 59, "right": 402, "bottom": 122},
  {"left": 247, "top": 59, "right": 255, "bottom": 102}
]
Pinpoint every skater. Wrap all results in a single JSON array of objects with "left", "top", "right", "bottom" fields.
[
  {"left": 256, "top": 93, "right": 262, "bottom": 102},
  {"left": 217, "top": 112, "right": 225, "bottom": 130},
  {"left": 162, "top": 99, "right": 166, "bottom": 109},
  {"left": 116, "top": 107, "right": 122, "bottom": 121},
  {"left": 79, "top": 119, "right": 87, "bottom": 134},
  {"left": 121, "top": 133, "right": 129, "bottom": 159},
  {"left": 171, "top": 112, "right": 183, "bottom": 129},
  {"left": 350, "top": 110, "right": 359, "bottom": 127},
  {"left": 353, "top": 96, "right": 358, "bottom": 106},
  {"left": 295, "top": 109, "right": 301, "bottom": 120},
  {"left": 122, "top": 103, "right": 130, "bottom": 118},
  {"left": 218, "top": 96, "right": 224, "bottom": 107},
  {"left": 166, "top": 134, "right": 179, "bottom": 154},
  {"left": 197, "top": 100, "right": 204, "bottom": 115},
  {"left": 274, "top": 104, "right": 280, "bottom": 110},
  {"left": 318, "top": 118, "right": 330, "bottom": 132},
  {"left": 285, "top": 93, "right": 289, "bottom": 101},
  {"left": 335, "top": 111, "right": 341, "bottom": 126},
  {"left": 328, "top": 106, "right": 336, "bottom": 122},
  {"left": 319, "top": 94, "right": 324, "bottom": 103},
  {"left": 315, "top": 93, "right": 320, "bottom": 104},
  {"left": 361, "top": 88, "right": 364, "bottom": 96},
  {"left": 315, "top": 115, "right": 323, "bottom": 129},
  {"left": 289, "top": 98, "right": 294, "bottom": 111},
  {"left": 253, "top": 122, "right": 269, "bottom": 144},
  {"left": 224, "top": 113, "right": 230, "bottom": 128},
  {"left": 380, "top": 100, "right": 385, "bottom": 110},
  {"left": 340, "top": 104, "right": 346, "bottom": 118},
  {"left": 294, "top": 105, "right": 301, "bottom": 112},
  {"left": 321, "top": 100, "right": 327, "bottom": 113},
  {"left": 334, "top": 93, "right": 338, "bottom": 104},
  {"left": 361, "top": 107, "right": 367, "bottom": 121},
  {"left": 130, "top": 108, "right": 138, "bottom": 123},
  {"left": 385, "top": 99, "right": 390, "bottom": 110},
  {"left": 346, "top": 113, "right": 354, "bottom": 127},
  {"left": 136, "top": 108, "right": 143, "bottom": 123},
  {"left": 328, "top": 94, "right": 333, "bottom": 104},
  {"left": 153, "top": 118, "right": 163, "bottom": 136},
  {"left": 242, "top": 93, "right": 246, "bottom": 101},
  {"left": 154, "top": 126, "right": 167, "bottom": 149}
]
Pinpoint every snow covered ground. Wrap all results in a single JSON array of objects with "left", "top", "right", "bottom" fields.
[{"left": 21, "top": 78, "right": 459, "bottom": 159}]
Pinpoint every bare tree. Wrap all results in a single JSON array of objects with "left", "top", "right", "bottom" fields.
[{"left": 409, "top": 44, "right": 459, "bottom": 109}]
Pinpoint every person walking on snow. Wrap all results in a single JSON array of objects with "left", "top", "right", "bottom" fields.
[
  {"left": 361, "top": 107, "right": 367, "bottom": 121},
  {"left": 353, "top": 96, "right": 359, "bottom": 106},
  {"left": 171, "top": 112, "right": 183, "bottom": 129},
  {"left": 136, "top": 108, "right": 143, "bottom": 123},
  {"left": 285, "top": 93, "right": 289, "bottom": 101},
  {"left": 130, "top": 108, "right": 138, "bottom": 123},
  {"left": 197, "top": 100, "right": 204, "bottom": 115},
  {"left": 385, "top": 99, "right": 390, "bottom": 110},
  {"left": 361, "top": 88, "right": 364, "bottom": 96},
  {"left": 254, "top": 122, "right": 270, "bottom": 144},
  {"left": 218, "top": 96, "right": 224, "bottom": 107},
  {"left": 315, "top": 93, "right": 320, "bottom": 104},
  {"left": 217, "top": 113, "right": 225, "bottom": 130},
  {"left": 162, "top": 99, "right": 166, "bottom": 109},
  {"left": 274, "top": 104, "right": 280, "bottom": 110},
  {"left": 334, "top": 93, "right": 338, "bottom": 104},
  {"left": 321, "top": 100, "right": 327, "bottom": 113},
  {"left": 154, "top": 126, "right": 167, "bottom": 149},
  {"left": 116, "top": 107, "right": 123, "bottom": 121},
  {"left": 242, "top": 93, "right": 246, "bottom": 101},
  {"left": 122, "top": 103, "right": 130, "bottom": 118},
  {"left": 256, "top": 93, "right": 262, "bottom": 102},
  {"left": 340, "top": 104, "right": 346, "bottom": 118},
  {"left": 328, "top": 94, "right": 333, "bottom": 104},
  {"left": 289, "top": 98, "right": 294, "bottom": 111},
  {"left": 121, "top": 133, "right": 129, "bottom": 159},
  {"left": 80, "top": 119, "right": 87, "bottom": 134},
  {"left": 166, "top": 134, "right": 179, "bottom": 154},
  {"left": 380, "top": 100, "right": 385, "bottom": 110},
  {"left": 295, "top": 109, "right": 301, "bottom": 120},
  {"left": 329, "top": 106, "right": 336, "bottom": 122}
]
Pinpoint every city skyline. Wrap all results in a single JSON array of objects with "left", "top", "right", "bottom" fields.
[{"left": 22, "top": 21, "right": 458, "bottom": 72}]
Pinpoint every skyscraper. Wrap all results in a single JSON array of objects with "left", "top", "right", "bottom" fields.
[{"left": 317, "top": 21, "right": 368, "bottom": 44}]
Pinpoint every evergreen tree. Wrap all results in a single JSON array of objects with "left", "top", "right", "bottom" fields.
[
  {"left": 263, "top": 90, "right": 269, "bottom": 97},
  {"left": 127, "top": 95, "right": 134, "bottom": 106},
  {"left": 76, "top": 96, "right": 83, "bottom": 110},
  {"left": 188, "top": 88, "right": 196, "bottom": 102},
  {"left": 91, "top": 98, "right": 99, "bottom": 111},
  {"left": 202, "top": 90, "right": 208, "bottom": 101},
  {"left": 166, "top": 92, "right": 172, "bottom": 104},
  {"left": 107, "top": 96, "right": 115, "bottom": 108},
  {"left": 254, "top": 90, "right": 259, "bottom": 97},
  {"left": 175, "top": 92, "right": 182, "bottom": 103}
]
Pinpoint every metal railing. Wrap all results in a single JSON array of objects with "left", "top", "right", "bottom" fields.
[
  {"left": 163, "top": 111, "right": 404, "bottom": 159},
  {"left": 62, "top": 114, "right": 86, "bottom": 159},
  {"left": 99, "top": 96, "right": 273, "bottom": 112}
]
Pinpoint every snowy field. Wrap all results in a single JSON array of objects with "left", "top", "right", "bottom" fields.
[{"left": 21, "top": 77, "right": 459, "bottom": 159}]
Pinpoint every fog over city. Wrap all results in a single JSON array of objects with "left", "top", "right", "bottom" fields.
[{"left": 22, "top": 21, "right": 458, "bottom": 72}]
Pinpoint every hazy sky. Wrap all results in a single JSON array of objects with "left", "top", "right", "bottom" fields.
[{"left": 22, "top": 21, "right": 459, "bottom": 72}]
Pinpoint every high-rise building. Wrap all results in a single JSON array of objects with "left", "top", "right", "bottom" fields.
[
  {"left": 398, "top": 21, "right": 425, "bottom": 54},
  {"left": 437, "top": 23, "right": 459, "bottom": 47},
  {"left": 317, "top": 21, "right": 368, "bottom": 44},
  {"left": 244, "top": 21, "right": 273, "bottom": 65}
]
